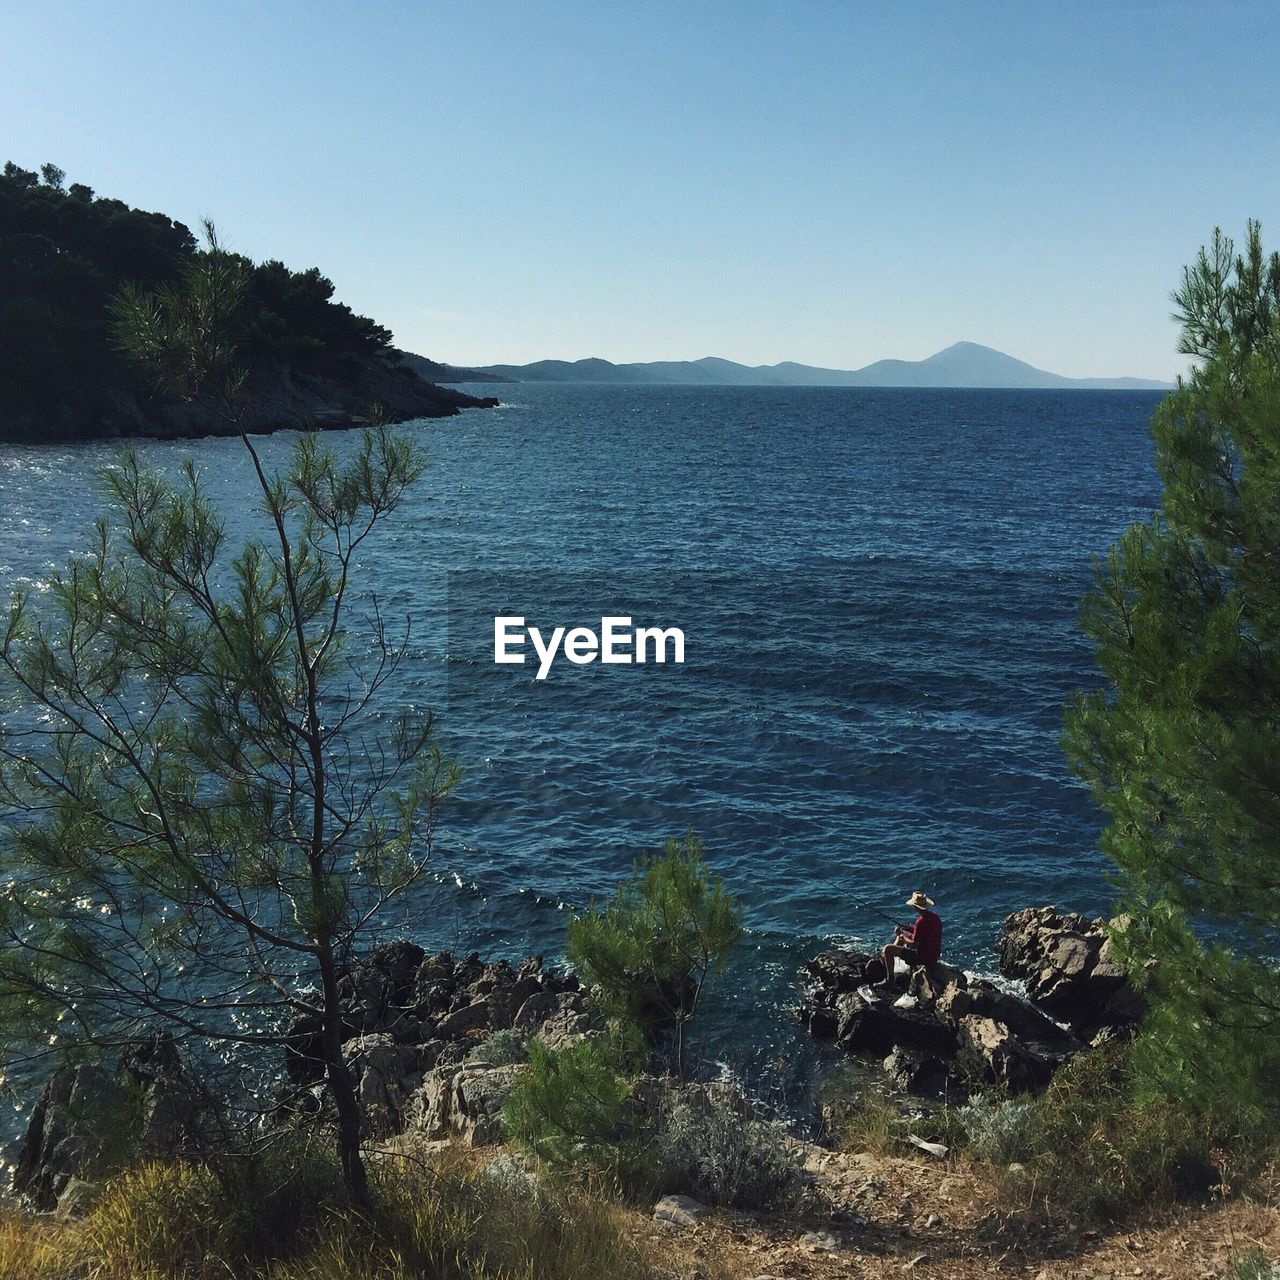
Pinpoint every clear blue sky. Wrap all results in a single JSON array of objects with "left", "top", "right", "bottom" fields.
[{"left": 4, "top": 1, "right": 1278, "bottom": 379}]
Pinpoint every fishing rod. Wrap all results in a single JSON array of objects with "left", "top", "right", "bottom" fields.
[{"left": 847, "top": 892, "right": 906, "bottom": 931}]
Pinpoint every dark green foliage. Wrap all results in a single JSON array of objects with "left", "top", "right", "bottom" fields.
[
  {"left": 566, "top": 832, "right": 744, "bottom": 1076},
  {"left": 1064, "top": 220, "right": 1280, "bottom": 1117},
  {"left": 501, "top": 1031, "right": 641, "bottom": 1172},
  {"left": 0, "top": 160, "right": 392, "bottom": 435}
]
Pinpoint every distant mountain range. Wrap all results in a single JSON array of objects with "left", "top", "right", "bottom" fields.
[{"left": 419, "top": 342, "right": 1171, "bottom": 390}]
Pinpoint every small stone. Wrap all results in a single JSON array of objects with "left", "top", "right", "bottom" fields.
[
  {"left": 800, "top": 1229, "right": 842, "bottom": 1253},
  {"left": 652, "top": 1194, "right": 708, "bottom": 1228},
  {"left": 925, "top": 1212, "right": 943, "bottom": 1228}
]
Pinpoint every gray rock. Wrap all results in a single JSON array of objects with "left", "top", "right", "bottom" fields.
[
  {"left": 511, "top": 989, "right": 562, "bottom": 1032},
  {"left": 434, "top": 999, "right": 492, "bottom": 1041},
  {"left": 411, "top": 1063, "right": 524, "bottom": 1146},
  {"left": 800, "top": 1229, "right": 843, "bottom": 1252},
  {"left": 56, "top": 1177, "right": 101, "bottom": 1218},
  {"left": 343, "top": 1033, "right": 422, "bottom": 1137},
  {"left": 13, "top": 1033, "right": 218, "bottom": 1212},
  {"left": 997, "top": 906, "right": 1145, "bottom": 1037},
  {"left": 653, "top": 1193, "right": 708, "bottom": 1227},
  {"left": 882, "top": 1046, "right": 953, "bottom": 1097}
]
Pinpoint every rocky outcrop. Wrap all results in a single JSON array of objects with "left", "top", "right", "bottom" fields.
[
  {"left": 996, "top": 907, "right": 1146, "bottom": 1040},
  {"left": 12, "top": 1033, "right": 222, "bottom": 1212},
  {"left": 283, "top": 944, "right": 590, "bottom": 1139},
  {"left": 801, "top": 906, "right": 1146, "bottom": 1096},
  {"left": 801, "top": 952, "right": 1077, "bottom": 1096}
]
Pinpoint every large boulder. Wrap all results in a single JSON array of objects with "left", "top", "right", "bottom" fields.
[
  {"left": 343, "top": 1033, "right": 424, "bottom": 1138},
  {"left": 833, "top": 991, "right": 956, "bottom": 1058},
  {"left": 955, "top": 1015, "right": 1075, "bottom": 1094},
  {"left": 12, "top": 1033, "right": 219, "bottom": 1212},
  {"left": 411, "top": 1063, "right": 525, "bottom": 1146},
  {"left": 996, "top": 907, "right": 1145, "bottom": 1039}
]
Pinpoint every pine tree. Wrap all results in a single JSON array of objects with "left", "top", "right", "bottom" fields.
[
  {"left": 567, "top": 832, "right": 743, "bottom": 1078},
  {"left": 0, "top": 229, "right": 457, "bottom": 1203},
  {"left": 1065, "top": 221, "right": 1280, "bottom": 1111}
]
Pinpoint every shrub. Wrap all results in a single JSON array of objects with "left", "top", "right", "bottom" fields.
[
  {"left": 957, "top": 1045, "right": 1235, "bottom": 1223},
  {"left": 952, "top": 1095, "right": 1038, "bottom": 1164},
  {"left": 502, "top": 1034, "right": 636, "bottom": 1172},
  {"left": 1231, "top": 1249, "right": 1280, "bottom": 1280},
  {"left": 0, "top": 1144, "right": 666, "bottom": 1280},
  {"left": 654, "top": 1093, "right": 812, "bottom": 1211},
  {"left": 468, "top": 1026, "right": 530, "bottom": 1065}
]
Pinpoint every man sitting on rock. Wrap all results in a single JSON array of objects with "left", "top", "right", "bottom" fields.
[{"left": 879, "top": 891, "right": 943, "bottom": 990}]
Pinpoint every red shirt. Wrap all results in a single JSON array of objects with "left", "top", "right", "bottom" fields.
[{"left": 903, "top": 910, "right": 942, "bottom": 966}]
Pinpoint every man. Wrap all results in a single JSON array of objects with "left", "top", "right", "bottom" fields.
[{"left": 879, "top": 891, "right": 942, "bottom": 990}]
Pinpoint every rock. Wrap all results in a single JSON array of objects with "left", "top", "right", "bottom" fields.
[
  {"left": 925, "top": 1212, "right": 943, "bottom": 1228},
  {"left": 337, "top": 940, "right": 427, "bottom": 1039},
  {"left": 653, "top": 1193, "right": 708, "bottom": 1227},
  {"left": 56, "top": 1177, "right": 101, "bottom": 1218},
  {"left": 997, "top": 907, "right": 1145, "bottom": 1038},
  {"left": 834, "top": 991, "right": 956, "bottom": 1057},
  {"left": 804, "top": 948, "right": 884, "bottom": 994},
  {"left": 12, "top": 1033, "right": 218, "bottom": 1212},
  {"left": 533, "top": 993, "right": 599, "bottom": 1050},
  {"left": 411, "top": 1063, "right": 524, "bottom": 1146},
  {"left": 955, "top": 1015, "right": 1072, "bottom": 1094},
  {"left": 282, "top": 945, "right": 580, "bottom": 1136},
  {"left": 800, "top": 914, "right": 1123, "bottom": 1096},
  {"left": 12, "top": 1064, "right": 121, "bottom": 1209},
  {"left": 343, "top": 1033, "right": 422, "bottom": 1138},
  {"left": 434, "top": 999, "right": 492, "bottom": 1041},
  {"left": 800, "top": 1229, "right": 843, "bottom": 1252},
  {"left": 511, "top": 989, "right": 562, "bottom": 1032},
  {"left": 882, "top": 1047, "right": 954, "bottom": 1098}
]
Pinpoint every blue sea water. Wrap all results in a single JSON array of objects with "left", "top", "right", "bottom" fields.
[{"left": 0, "top": 384, "right": 1163, "bottom": 1086}]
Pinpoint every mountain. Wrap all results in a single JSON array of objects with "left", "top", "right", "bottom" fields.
[{"left": 452, "top": 342, "right": 1171, "bottom": 390}]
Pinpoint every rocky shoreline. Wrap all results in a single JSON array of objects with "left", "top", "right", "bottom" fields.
[
  {"left": 9, "top": 906, "right": 1143, "bottom": 1214},
  {"left": 1, "top": 362, "right": 499, "bottom": 443}
]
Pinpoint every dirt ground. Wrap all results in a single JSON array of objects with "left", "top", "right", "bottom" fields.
[{"left": 634, "top": 1146, "right": 1280, "bottom": 1280}]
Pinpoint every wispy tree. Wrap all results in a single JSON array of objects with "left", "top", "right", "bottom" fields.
[{"left": 0, "top": 228, "right": 457, "bottom": 1203}]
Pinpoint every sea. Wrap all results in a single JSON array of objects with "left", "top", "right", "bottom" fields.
[{"left": 0, "top": 384, "right": 1164, "bottom": 1099}]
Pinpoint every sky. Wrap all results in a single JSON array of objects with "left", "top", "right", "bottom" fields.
[{"left": 3, "top": 1, "right": 1278, "bottom": 380}]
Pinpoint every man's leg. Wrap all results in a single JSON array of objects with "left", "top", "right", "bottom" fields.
[{"left": 880, "top": 943, "right": 906, "bottom": 988}]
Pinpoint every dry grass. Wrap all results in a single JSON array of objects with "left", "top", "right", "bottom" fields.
[{"left": 0, "top": 1145, "right": 670, "bottom": 1280}]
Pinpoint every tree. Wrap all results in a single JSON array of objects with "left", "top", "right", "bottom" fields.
[
  {"left": 1064, "top": 220, "right": 1280, "bottom": 1112},
  {"left": 0, "top": 228, "right": 458, "bottom": 1204},
  {"left": 567, "top": 832, "right": 744, "bottom": 1078}
]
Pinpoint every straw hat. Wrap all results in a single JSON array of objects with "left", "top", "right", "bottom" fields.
[{"left": 906, "top": 891, "right": 935, "bottom": 910}]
